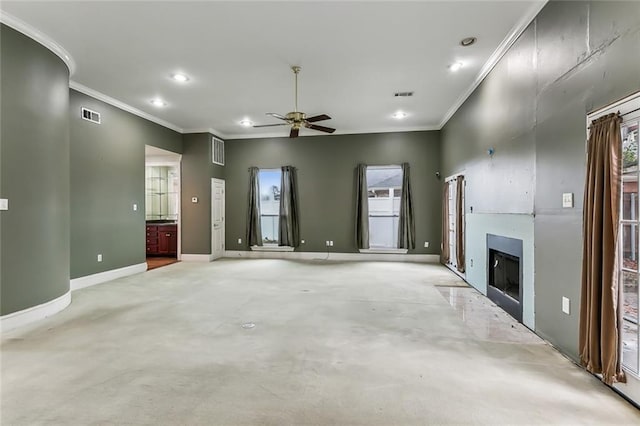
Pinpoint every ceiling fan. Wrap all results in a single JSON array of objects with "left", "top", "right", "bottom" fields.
[{"left": 253, "top": 66, "right": 336, "bottom": 138}]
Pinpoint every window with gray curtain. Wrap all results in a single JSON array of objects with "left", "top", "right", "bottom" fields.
[
  {"left": 246, "top": 167, "right": 263, "bottom": 246},
  {"left": 279, "top": 166, "right": 300, "bottom": 247},
  {"left": 398, "top": 162, "right": 415, "bottom": 250}
]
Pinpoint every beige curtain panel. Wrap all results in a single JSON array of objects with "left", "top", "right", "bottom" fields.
[
  {"left": 579, "top": 113, "right": 625, "bottom": 385},
  {"left": 455, "top": 176, "right": 465, "bottom": 273},
  {"left": 441, "top": 181, "right": 450, "bottom": 264}
]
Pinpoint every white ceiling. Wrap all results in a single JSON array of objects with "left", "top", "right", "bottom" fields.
[{"left": 1, "top": 1, "right": 546, "bottom": 139}]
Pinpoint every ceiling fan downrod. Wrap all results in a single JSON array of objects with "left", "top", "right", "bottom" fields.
[{"left": 292, "top": 66, "right": 301, "bottom": 113}]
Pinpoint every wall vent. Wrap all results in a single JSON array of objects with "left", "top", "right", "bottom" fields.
[
  {"left": 81, "top": 107, "right": 101, "bottom": 124},
  {"left": 394, "top": 91, "right": 414, "bottom": 97},
  {"left": 212, "top": 137, "right": 225, "bottom": 166}
]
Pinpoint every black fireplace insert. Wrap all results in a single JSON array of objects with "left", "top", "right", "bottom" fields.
[{"left": 487, "top": 234, "right": 523, "bottom": 322}]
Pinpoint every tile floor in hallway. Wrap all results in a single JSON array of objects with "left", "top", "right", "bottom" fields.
[{"left": 1, "top": 259, "right": 639, "bottom": 425}]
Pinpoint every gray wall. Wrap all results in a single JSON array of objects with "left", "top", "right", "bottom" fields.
[
  {"left": 441, "top": 0, "right": 640, "bottom": 360},
  {"left": 70, "top": 90, "right": 182, "bottom": 278},
  {"left": 181, "top": 133, "right": 225, "bottom": 255},
  {"left": 225, "top": 131, "right": 441, "bottom": 253},
  {"left": 0, "top": 25, "right": 70, "bottom": 315}
]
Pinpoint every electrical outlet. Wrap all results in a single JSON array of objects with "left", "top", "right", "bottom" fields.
[
  {"left": 97, "top": 254, "right": 103, "bottom": 262},
  {"left": 301, "top": 240, "right": 305, "bottom": 244},
  {"left": 133, "top": 203, "right": 138, "bottom": 211},
  {"left": 325, "top": 241, "right": 330, "bottom": 247},
  {"left": 424, "top": 241, "right": 429, "bottom": 248},
  {"left": 562, "top": 193, "right": 574, "bottom": 208},
  {"left": 191, "top": 197, "right": 198, "bottom": 203},
  {"left": 329, "top": 241, "right": 334, "bottom": 246},
  {"left": 237, "top": 238, "right": 242, "bottom": 244},
  {"left": 470, "top": 259, "right": 473, "bottom": 267},
  {"left": 0, "top": 199, "right": 7, "bottom": 211},
  {"left": 562, "top": 297, "right": 570, "bottom": 314}
]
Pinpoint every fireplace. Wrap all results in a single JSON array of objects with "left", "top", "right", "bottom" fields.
[{"left": 487, "top": 234, "right": 523, "bottom": 322}]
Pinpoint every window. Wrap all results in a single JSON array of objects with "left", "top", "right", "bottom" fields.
[
  {"left": 259, "top": 169, "right": 281, "bottom": 245},
  {"left": 620, "top": 105, "right": 640, "bottom": 376},
  {"left": 366, "top": 166, "right": 402, "bottom": 248}
]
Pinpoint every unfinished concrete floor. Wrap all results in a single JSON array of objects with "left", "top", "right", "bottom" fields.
[{"left": 1, "top": 259, "right": 638, "bottom": 424}]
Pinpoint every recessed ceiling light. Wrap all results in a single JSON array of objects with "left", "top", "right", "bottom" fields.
[
  {"left": 449, "top": 62, "right": 464, "bottom": 72},
  {"left": 460, "top": 37, "right": 477, "bottom": 47},
  {"left": 392, "top": 111, "right": 407, "bottom": 119},
  {"left": 150, "top": 98, "right": 167, "bottom": 107},
  {"left": 171, "top": 73, "right": 189, "bottom": 82},
  {"left": 239, "top": 119, "right": 253, "bottom": 127}
]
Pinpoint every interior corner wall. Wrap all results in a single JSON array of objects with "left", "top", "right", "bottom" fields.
[
  {"left": 441, "top": 0, "right": 640, "bottom": 361},
  {"left": 181, "top": 133, "right": 224, "bottom": 255},
  {"left": 224, "top": 131, "right": 441, "bottom": 254},
  {"left": 69, "top": 90, "right": 183, "bottom": 279},
  {"left": 0, "top": 25, "right": 70, "bottom": 315}
]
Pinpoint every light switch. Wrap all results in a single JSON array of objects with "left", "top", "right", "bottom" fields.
[
  {"left": 562, "top": 297, "right": 570, "bottom": 315},
  {"left": 237, "top": 238, "right": 242, "bottom": 244},
  {"left": 0, "top": 199, "right": 7, "bottom": 211},
  {"left": 192, "top": 197, "right": 198, "bottom": 203},
  {"left": 562, "top": 193, "right": 573, "bottom": 208}
]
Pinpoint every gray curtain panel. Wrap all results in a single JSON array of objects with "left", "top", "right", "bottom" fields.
[
  {"left": 355, "top": 163, "right": 369, "bottom": 249},
  {"left": 246, "top": 167, "right": 263, "bottom": 246},
  {"left": 398, "top": 162, "right": 415, "bottom": 249},
  {"left": 279, "top": 165, "right": 300, "bottom": 247}
]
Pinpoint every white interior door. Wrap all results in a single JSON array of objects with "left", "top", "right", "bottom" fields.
[{"left": 212, "top": 178, "right": 225, "bottom": 260}]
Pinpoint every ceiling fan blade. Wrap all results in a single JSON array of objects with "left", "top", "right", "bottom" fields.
[
  {"left": 306, "top": 114, "right": 331, "bottom": 123},
  {"left": 266, "top": 112, "right": 289, "bottom": 121},
  {"left": 290, "top": 127, "right": 299, "bottom": 138},
  {"left": 253, "top": 123, "right": 289, "bottom": 128},
  {"left": 305, "top": 123, "right": 336, "bottom": 133}
]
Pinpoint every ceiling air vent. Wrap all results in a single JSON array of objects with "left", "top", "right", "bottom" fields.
[
  {"left": 81, "top": 107, "right": 101, "bottom": 124},
  {"left": 394, "top": 91, "right": 414, "bottom": 97},
  {"left": 212, "top": 137, "right": 225, "bottom": 166}
]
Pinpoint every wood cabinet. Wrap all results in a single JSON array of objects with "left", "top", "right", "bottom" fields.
[{"left": 146, "top": 224, "right": 177, "bottom": 256}]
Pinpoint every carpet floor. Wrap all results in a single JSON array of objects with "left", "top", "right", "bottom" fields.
[{"left": 1, "top": 259, "right": 638, "bottom": 425}]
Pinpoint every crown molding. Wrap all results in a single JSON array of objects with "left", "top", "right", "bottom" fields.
[
  {"left": 224, "top": 124, "right": 440, "bottom": 140},
  {"left": 0, "top": 10, "right": 76, "bottom": 75},
  {"left": 182, "top": 128, "right": 228, "bottom": 139},
  {"left": 70, "top": 81, "right": 184, "bottom": 133},
  {"left": 438, "top": 0, "right": 548, "bottom": 129}
]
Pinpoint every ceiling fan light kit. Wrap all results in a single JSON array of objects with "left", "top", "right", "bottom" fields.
[{"left": 253, "top": 66, "right": 336, "bottom": 138}]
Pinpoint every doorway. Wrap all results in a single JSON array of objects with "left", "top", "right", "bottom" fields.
[
  {"left": 445, "top": 174, "right": 465, "bottom": 276},
  {"left": 211, "top": 178, "right": 225, "bottom": 260},
  {"left": 145, "top": 145, "right": 182, "bottom": 270}
]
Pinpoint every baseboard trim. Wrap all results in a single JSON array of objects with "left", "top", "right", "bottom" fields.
[
  {"left": 0, "top": 290, "right": 71, "bottom": 333},
  {"left": 180, "top": 254, "right": 214, "bottom": 262},
  {"left": 70, "top": 262, "right": 148, "bottom": 291},
  {"left": 224, "top": 250, "right": 438, "bottom": 263}
]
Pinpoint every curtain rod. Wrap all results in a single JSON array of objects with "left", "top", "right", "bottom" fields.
[{"left": 621, "top": 107, "right": 640, "bottom": 117}]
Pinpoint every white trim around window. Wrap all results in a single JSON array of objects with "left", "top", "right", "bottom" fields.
[
  {"left": 359, "top": 248, "right": 408, "bottom": 254},
  {"left": 251, "top": 245, "right": 294, "bottom": 252}
]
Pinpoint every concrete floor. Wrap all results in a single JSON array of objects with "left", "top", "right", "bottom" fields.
[{"left": 1, "top": 259, "right": 639, "bottom": 424}]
